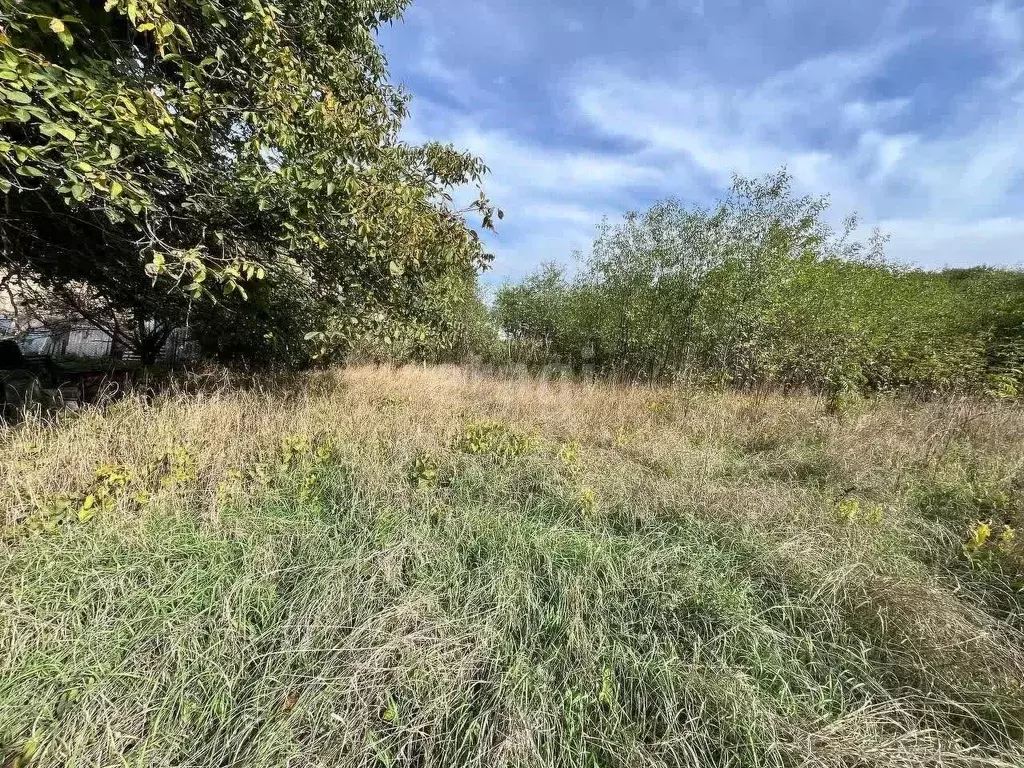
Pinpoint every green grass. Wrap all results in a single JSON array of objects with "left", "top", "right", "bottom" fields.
[{"left": 1, "top": 366, "right": 1023, "bottom": 767}]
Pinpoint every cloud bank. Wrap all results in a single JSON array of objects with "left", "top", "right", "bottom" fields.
[{"left": 379, "top": 0, "right": 1024, "bottom": 281}]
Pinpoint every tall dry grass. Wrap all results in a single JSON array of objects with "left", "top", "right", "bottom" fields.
[{"left": 1, "top": 365, "right": 1023, "bottom": 767}]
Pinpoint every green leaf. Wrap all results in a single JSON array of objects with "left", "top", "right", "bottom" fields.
[
  {"left": 1, "top": 89, "right": 31, "bottom": 105},
  {"left": 110, "top": 180, "right": 123, "bottom": 198},
  {"left": 49, "top": 19, "right": 74, "bottom": 47},
  {"left": 388, "top": 260, "right": 403, "bottom": 277},
  {"left": 19, "top": 736, "right": 39, "bottom": 764},
  {"left": 78, "top": 494, "right": 97, "bottom": 522},
  {"left": 159, "top": 21, "right": 176, "bottom": 37},
  {"left": 109, "top": 143, "right": 121, "bottom": 160},
  {"left": 145, "top": 253, "right": 165, "bottom": 276},
  {"left": 175, "top": 25, "right": 194, "bottom": 48}
]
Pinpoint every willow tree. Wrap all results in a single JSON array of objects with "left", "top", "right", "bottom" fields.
[{"left": 0, "top": 0, "right": 498, "bottom": 364}]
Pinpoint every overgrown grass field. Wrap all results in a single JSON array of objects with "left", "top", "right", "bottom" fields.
[{"left": 2, "top": 366, "right": 1024, "bottom": 768}]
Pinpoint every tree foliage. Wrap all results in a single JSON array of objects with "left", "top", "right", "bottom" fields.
[
  {"left": 0, "top": 0, "right": 498, "bottom": 364},
  {"left": 494, "top": 171, "right": 1024, "bottom": 397}
]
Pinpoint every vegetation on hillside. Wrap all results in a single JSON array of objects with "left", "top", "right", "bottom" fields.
[
  {"left": 0, "top": 0, "right": 498, "bottom": 364},
  {"left": 494, "top": 172, "right": 1024, "bottom": 399},
  {"left": 2, "top": 366, "right": 1024, "bottom": 767}
]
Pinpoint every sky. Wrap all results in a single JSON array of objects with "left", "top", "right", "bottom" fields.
[{"left": 377, "top": 0, "right": 1024, "bottom": 284}]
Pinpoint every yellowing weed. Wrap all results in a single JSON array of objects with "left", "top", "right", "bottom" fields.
[
  {"left": 964, "top": 519, "right": 1019, "bottom": 568},
  {"left": 457, "top": 421, "right": 536, "bottom": 460},
  {"left": 558, "top": 440, "right": 580, "bottom": 469},
  {"left": 579, "top": 487, "right": 598, "bottom": 515},
  {"left": 408, "top": 453, "right": 440, "bottom": 490},
  {"left": 26, "top": 464, "right": 136, "bottom": 532},
  {"left": 835, "top": 497, "right": 884, "bottom": 526}
]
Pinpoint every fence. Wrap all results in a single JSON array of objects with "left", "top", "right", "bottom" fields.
[{"left": 0, "top": 317, "right": 198, "bottom": 365}]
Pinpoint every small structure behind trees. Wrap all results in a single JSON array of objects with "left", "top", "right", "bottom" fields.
[
  {"left": 1, "top": 317, "right": 197, "bottom": 366},
  {"left": 1, "top": 280, "right": 197, "bottom": 365}
]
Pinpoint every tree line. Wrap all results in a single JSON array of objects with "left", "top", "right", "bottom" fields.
[
  {"left": 3, "top": 2, "right": 1020, "bottom": 396},
  {"left": 491, "top": 172, "right": 1024, "bottom": 399}
]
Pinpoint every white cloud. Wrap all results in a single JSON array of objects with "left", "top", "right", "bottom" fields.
[
  {"left": 405, "top": 104, "right": 662, "bottom": 206},
  {"left": 881, "top": 217, "right": 1024, "bottom": 269},
  {"left": 387, "top": 0, "right": 1024, "bottom": 275},
  {"left": 565, "top": 32, "right": 1024, "bottom": 265},
  {"left": 977, "top": 1, "right": 1024, "bottom": 102},
  {"left": 401, "top": 101, "right": 660, "bottom": 279},
  {"left": 980, "top": 0, "right": 1024, "bottom": 49},
  {"left": 455, "top": 128, "right": 661, "bottom": 196},
  {"left": 569, "top": 40, "right": 916, "bottom": 193},
  {"left": 842, "top": 99, "right": 910, "bottom": 129}
]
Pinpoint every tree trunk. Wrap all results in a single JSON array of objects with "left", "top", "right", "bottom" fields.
[{"left": 138, "top": 322, "right": 172, "bottom": 366}]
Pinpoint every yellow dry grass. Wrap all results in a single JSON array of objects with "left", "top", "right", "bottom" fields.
[{"left": 1, "top": 365, "right": 1023, "bottom": 768}]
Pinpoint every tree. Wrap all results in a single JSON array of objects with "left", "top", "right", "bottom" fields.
[
  {"left": 0, "top": 0, "right": 498, "bottom": 365},
  {"left": 493, "top": 263, "right": 576, "bottom": 363},
  {"left": 494, "top": 170, "right": 1024, "bottom": 396}
]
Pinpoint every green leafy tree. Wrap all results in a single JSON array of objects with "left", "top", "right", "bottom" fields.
[
  {"left": 0, "top": 0, "right": 498, "bottom": 364},
  {"left": 493, "top": 263, "right": 574, "bottom": 363},
  {"left": 495, "top": 170, "right": 1024, "bottom": 396}
]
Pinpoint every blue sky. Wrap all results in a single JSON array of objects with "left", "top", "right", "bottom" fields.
[{"left": 377, "top": 0, "right": 1024, "bottom": 283}]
